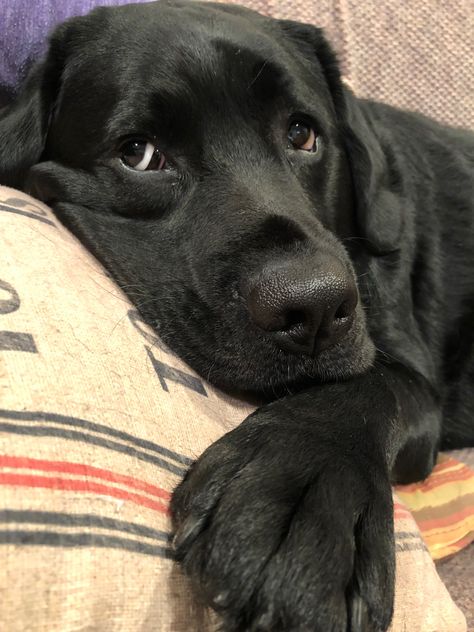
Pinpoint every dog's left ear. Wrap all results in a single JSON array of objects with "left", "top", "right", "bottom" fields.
[
  {"left": 279, "top": 20, "right": 403, "bottom": 255},
  {"left": 0, "top": 23, "right": 72, "bottom": 189},
  {"left": 0, "top": 64, "right": 56, "bottom": 189}
]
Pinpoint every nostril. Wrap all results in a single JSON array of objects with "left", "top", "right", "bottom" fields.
[
  {"left": 334, "top": 300, "right": 353, "bottom": 321},
  {"left": 281, "top": 309, "right": 307, "bottom": 331}
]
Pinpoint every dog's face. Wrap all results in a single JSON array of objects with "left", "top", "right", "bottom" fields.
[{"left": 0, "top": 1, "right": 398, "bottom": 395}]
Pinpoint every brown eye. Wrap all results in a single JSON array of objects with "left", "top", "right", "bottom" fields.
[
  {"left": 288, "top": 121, "right": 318, "bottom": 152},
  {"left": 119, "top": 139, "right": 166, "bottom": 171}
]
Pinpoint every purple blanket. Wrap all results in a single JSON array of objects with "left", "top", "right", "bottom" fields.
[{"left": 0, "top": 0, "right": 152, "bottom": 100}]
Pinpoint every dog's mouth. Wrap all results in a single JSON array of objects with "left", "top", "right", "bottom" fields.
[
  {"left": 147, "top": 282, "right": 376, "bottom": 398},
  {"left": 203, "top": 306, "right": 375, "bottom": 396}
]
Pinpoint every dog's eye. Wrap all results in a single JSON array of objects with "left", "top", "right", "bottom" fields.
[
  {"left": 288, "top": 121, "right": 318, "bottom": 152},
  {"left": 119, "top": 139, "right": 166, "bottom": 171}
]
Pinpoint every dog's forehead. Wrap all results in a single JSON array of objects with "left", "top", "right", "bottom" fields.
[
  {"left": 65, "top": 0, "right": 310, "bottom": 99},
  {"left": 61, "top": 3, "right": 313, "bottom": 122},
  {"left": 98, "top": 1, "right": 290, "bottom": 81},
  {"left": 53, "top": 1, "right": 333, "bottom": 151}
]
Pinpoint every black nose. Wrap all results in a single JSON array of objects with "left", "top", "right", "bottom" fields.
[{"left": 245, "top": 259, "right": 358, "bottom": 356}]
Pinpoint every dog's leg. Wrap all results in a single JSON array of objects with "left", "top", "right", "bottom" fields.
[{"left": 170, "top": 362, "right": 440, "bottom": 632}]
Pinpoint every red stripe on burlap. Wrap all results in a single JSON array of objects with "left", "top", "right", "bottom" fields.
[
  {"left": 0, "top": 473, "right": 169, "bottom": 515},
  {"left": 0, "top": 454, "right": 171, "bottom": 500}
]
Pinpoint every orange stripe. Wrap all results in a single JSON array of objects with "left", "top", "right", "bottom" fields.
[
  {"left": 452, "top": 534, "right": 474, "bottom": 550},
  {"left": 0, "top": 473, "right": 169, "bottom": 514},
  {"left": 431, "top": 458, "right": 463, "bottom": 473},
  {"left": 0, "top": 454, "right": 171, "bottom": 500},
  {"left": 400, "top": 493, "right": 474, "bottom": 522},
  {"left": 428, "top": 532, "right": 474, "bottom": 560},
  {"left": 414, "top": 505, "right": 474, "bottom": 531},
  {"left": 396, "top": 467, "right": 473, "bottom": 493},
  {"left": 393, "top": 502, "right": 412, "bottom": 520},
  {"left": 400, "top": 466, "right": 473, "bottom": 490},
  {"left": 423, "top": 525, "right": 473, "bottom": 543},
  {"left": 427, "top": 465, "right": 472, "bottom": 483}
]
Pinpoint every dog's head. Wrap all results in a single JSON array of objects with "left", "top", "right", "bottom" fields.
[{"left": 0, "top": 1, "right": 404, "bottom": 395}]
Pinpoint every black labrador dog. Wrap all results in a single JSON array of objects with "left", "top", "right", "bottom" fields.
[{"left": 1, "top": 1, "right": 473, "bottom": 630}]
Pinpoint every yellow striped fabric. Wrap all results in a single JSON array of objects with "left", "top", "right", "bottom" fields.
[{"left": 396, "top": 455, "right": 474, "bottom": 560}]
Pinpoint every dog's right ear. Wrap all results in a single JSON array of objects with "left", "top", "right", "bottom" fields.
[
  {"left": 279, "top": 20, "right": 404, "bottom": 255},
  {"left": 0, "top": 25, "right": 70, "bottom": 189}
]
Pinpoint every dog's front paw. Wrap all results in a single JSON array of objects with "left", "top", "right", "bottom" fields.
[{"left": 170, "top": 412, "right": 395, "bottom": 632}]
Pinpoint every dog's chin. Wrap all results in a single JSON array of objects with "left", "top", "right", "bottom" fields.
[{"left": 186, "top": 330, "right": 377, "bottom": 398}]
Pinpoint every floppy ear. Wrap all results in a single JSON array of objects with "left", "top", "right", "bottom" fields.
[
  {"left": 279, "top": 20, "right": 403, "bottom": 255},
  {"left": 0, "top": 26, "right": 69, "bottom": 189}
]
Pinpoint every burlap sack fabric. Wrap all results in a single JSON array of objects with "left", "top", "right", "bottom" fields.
[{"left": 0, "top": 189, "right": 467, "bottom": 631}]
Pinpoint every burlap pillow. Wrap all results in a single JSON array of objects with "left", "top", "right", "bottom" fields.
[{"left": 0, "top": 187, "right": 467, "bottom": 631}]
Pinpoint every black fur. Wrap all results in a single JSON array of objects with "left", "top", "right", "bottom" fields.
[{"left": 1, "top": 2, "right": 473, "bottom": 630}]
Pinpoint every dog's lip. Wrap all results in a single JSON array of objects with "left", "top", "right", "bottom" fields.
[
  {"left": 199, "top": 314, "right": 370, "bottom": 372},
  {"left": 201, "top": 345, "right": 374, "bottom": 396}
]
